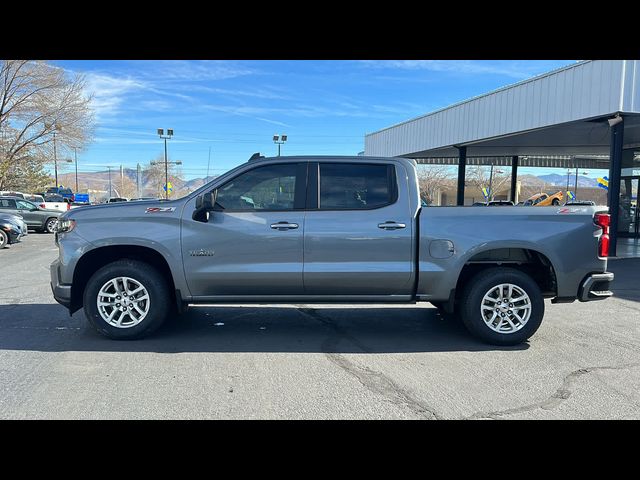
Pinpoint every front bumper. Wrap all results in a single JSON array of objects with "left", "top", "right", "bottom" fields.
[
  {"left": 50, "top": 260, "right": 71, "bottom": 308},
  {"left": 578, "top": 272, "right": 614, "bottom": 302},
  {"left": 2, "top": 226, "right": 21, "bottom": 244}
]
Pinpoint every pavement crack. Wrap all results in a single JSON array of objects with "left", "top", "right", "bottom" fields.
[
  {"left": 467, "top": 363, "right": 640, "bottom": 419},
  {"left": 297, "top": 306, "right": 442, "bottom": 420}
]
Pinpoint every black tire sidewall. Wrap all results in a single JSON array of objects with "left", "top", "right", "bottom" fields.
[
  {"left": 460, "top": 267, "right": 545, "bottom": 346},
  {"left": 0, "top": 230, "right": 7, "bottom": 248},
  {"left": 83, "top": 260, "right": 171, "bottom": 339}
]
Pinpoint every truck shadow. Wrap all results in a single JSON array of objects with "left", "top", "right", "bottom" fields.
[
  {"left": 0, "top": 304, "right": 528, "bottom": 353},
  {"left": 608, "top": 258, "right": 640, "bottom": 303}
]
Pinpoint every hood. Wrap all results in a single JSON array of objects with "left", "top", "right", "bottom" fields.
[{"left": 62, "top": 198, "right": 186, "bottom": 220}]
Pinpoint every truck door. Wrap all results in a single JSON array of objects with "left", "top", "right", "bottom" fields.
[
  {"left": 303, "top": 161, "right": 414, "bottom": 295},
  {"left": 181, "top": 162, "right": 307, "bottom": 297}
]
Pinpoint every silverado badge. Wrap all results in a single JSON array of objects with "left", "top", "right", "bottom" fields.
[{"left": 189, "top": 249, "right": 215, "bottom": 256}]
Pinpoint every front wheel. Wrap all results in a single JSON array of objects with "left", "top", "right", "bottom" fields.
[
  {"left": 83, "top": 259, "right": 171, "bottom": 339},
  {"left": 552, "top": 198, "right": 560, "bottom": 206},
  {"left": 0, "top": 230, "right": 8, "bottom": 248},
  {"left": 459, "top": 267, "right": 544, "bottom": 346}
]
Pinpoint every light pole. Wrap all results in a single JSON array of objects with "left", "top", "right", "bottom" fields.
[
  {"left": 53, "top": 131, "right": 58, "bottom": 187},
  {"left": 157, "top": 128, "right": 174, "bottom": 199},
  {"left": 273, "top": 134, "right": 287, "bottom": 157},
  {"left": 575, "top": 170, "right": 588, "bottom": 199},
  {"left": 107, "top": 166, "right": 113, "bottom": 199},
  {"left": 73, "top": 147, "right": 79, "bottom": 192},
  {"left": 488, "top": 165, "right": 505, "bottom": 201}
]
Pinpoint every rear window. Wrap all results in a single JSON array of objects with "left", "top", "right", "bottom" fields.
[{"left": 319, "top": 163, "right": 396, "bottom": 210}]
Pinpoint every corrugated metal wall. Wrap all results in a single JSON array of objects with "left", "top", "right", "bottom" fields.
[{"left": 365, "top": 60, "right": 638, "bottom": 158}]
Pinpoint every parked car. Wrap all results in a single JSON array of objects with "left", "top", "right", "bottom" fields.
[
  {"left": 130, "top": 197, "right": 159, "bottom": 201},
  {"left": 524, "top": 191, "right": 564, "bottom": 206},
  {"left": 52, "top": 155, "right": 613, "bottom": 346},
  {"left": 565, "top": 200, "right": 596, "bottom": 206},
  {"left": 0, "top": 213, "right": 25, "bottom": 248},
  {"left": 70, "top": 202, "right": 91, "bottom": 209},
  {"left": 487, "top": 200, "right": 515, "bottom": 206},
  {"left": 0, "top": 190, "right": 26, "bottom": 199},
  {"left": 25, "top": 194, "right": 44, "bottom": 203},
  {"left": 107, "top": 197, "right": 129, "bottom": 203},
  {"left": 0, "top": 196, "right": 61, "bottom": 233},
  {"left": 46, "top": 187, "right": 75, "bottom": 202},
  {"left": 36, "top": 193, "right": 71, "bottom": 213}
]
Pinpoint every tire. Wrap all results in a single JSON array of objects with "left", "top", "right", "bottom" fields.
[
  {"left": 83, "top": 259, "right": 171, "bottom": 339},
  {"left": 552, "top": 199, "right": 560, "bottom": 206},
  {"left": 459, "top": 267, "right": 544, "bottom": 346},
  {"left": 0, "top": 230, "right": 7, "bottom": 248},
  {"left": 45, "top": 217, "right": 59, "bottom": 233}
]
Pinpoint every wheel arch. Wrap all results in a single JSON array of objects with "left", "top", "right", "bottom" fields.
[
  {"left": 455, "top": 247, "right": 558, "bottom": 302},
  {"left": 70, "top": 245, "right": 177, "bottom": 314}
]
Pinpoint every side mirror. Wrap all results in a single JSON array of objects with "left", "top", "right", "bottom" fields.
[{"left": 193, "top": 190, "right": 217, "bottom": 222}]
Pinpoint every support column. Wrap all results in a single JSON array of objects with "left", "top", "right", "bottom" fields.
[
  {"left": 510, "top": 155, "right": 519, "bottom": 203},
  {"left": 456, "top": 146, "right": 467, "bottom": 206},
  {"left": 608, "top": 116, "right": 624, "bottom": 257}
]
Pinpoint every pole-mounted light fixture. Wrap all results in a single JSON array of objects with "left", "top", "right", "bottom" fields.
[{"left": 273, "top": 134, "right": 288, "bottom": 157}]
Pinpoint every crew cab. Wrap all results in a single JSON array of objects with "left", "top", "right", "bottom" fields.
[{"left": 50, "top": 156, "right": 614, "bottom": 345}]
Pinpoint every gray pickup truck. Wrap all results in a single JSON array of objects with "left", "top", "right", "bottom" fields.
[{"left": 50, "top": 155, "right": 614, "bottom": 345}]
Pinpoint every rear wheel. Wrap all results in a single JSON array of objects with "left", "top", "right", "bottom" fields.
[
  {"left": 45, "top": 217, "right": 59, "bottom": 233},
  {"left": 459, "top": 267, "right": 544, "bottom": 345},
  {"left": 83, "top": 259, "right": 171, "bottom": 339},
  {"left": 0, "top": 230, "right": 7, "bottom": 248}
]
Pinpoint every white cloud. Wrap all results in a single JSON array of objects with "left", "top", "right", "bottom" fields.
[
  {"left": 84, "top": 72, "right": 147, "bottom": 118},
  {"left": 148, "top": 60, "right": 257, "bottom": 81}
]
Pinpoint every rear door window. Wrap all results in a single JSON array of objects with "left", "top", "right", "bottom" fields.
[
  {"left": 0, "top": 199, "right": 17, "bottom": 209},
  {"left": 318, "top": 163, "right": 396, "bottom": 210}
]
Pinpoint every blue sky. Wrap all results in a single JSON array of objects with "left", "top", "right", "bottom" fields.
[{"left": 50, "top": 60, "right": 596, "bottom": 180}]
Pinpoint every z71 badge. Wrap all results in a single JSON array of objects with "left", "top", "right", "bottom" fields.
[{"left": 145, "top": 207, "right": 176, "bottom": 213}]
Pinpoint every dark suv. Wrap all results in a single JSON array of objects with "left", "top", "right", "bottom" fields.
[{"left": 0, "top": 197, "right": 61, "bottom": 233}]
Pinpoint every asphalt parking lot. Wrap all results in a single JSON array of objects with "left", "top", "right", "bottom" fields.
[{"left": 1, "top": 233, "right": 639, "bottom": 419}]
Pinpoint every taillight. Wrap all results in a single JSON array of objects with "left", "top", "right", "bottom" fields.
[
  {"left": 67, "top": 202, "right": 71, "bottom": 210},
  {"left": 39, "top": 203, "right": 46, "bottom": 208},
  {"left": 594, "top": 213, "right": 610, "bottom": 257}
]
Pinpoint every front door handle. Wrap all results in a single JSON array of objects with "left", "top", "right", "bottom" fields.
[
  {"left": 378, "top": 221, "right": 406, "bottom": 230},
  {"left": 270, "top": 221, "right": 299, "bottom": 231}
]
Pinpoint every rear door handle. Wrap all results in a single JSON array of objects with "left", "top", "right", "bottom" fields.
[
  {"left": 378, "top": 221, "right": 406, "bottom": 230},
  {"left": 270, "top": 221, "right": 299, "bottom": 230}
]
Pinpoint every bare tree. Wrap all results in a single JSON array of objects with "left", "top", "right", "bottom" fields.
[
  {"left": 416, "top": 164, "right": 454, "bottom": 205},
  {"left": 0, "top": 60, "right": 94, "bottom": 191},
  {"left": 145, "top": 156, "right": 185, "bottom": 198},
  {"left": 466, "top": 166, "right": 511, "bottom": 201}
]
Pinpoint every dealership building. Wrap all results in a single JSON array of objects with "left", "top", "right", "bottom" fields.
[{"left": 364, "top": 60, "right": 640, "bottom": 257}]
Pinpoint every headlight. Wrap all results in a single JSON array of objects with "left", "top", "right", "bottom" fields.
[{"left": 57, "top": 218, "right": 76, "bottom": 233}]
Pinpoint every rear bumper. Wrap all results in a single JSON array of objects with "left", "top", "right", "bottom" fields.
[
  {"left": 50, "top": 260, "right": 71, "bottom": 308},
  {"left": 578, "top": 272, "right": 614, "bottom": 302}
]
